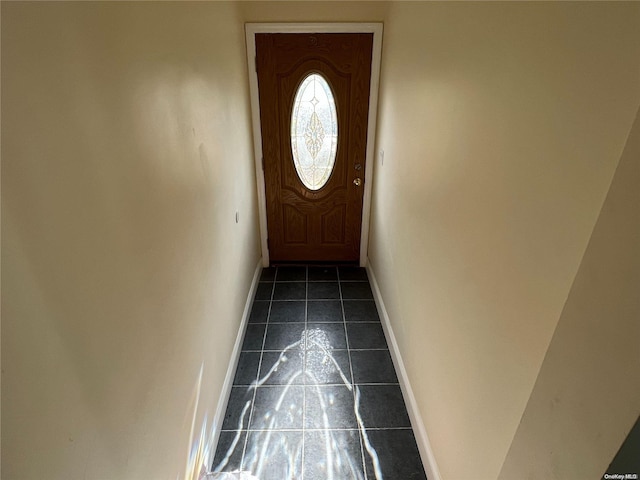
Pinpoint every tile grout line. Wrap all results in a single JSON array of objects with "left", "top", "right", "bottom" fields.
[
  {"left": 272, "top": 279, "right": 368, "bottom": 283},
  {"left": 240, "top": 268, "right": 278, "bottom": 473},
  {"left": 301, "top": 265, "right": 308, "bottom": 480},
  {"left": 256, "top": 298, "right": 375, "bottom": 302},
  {"left": 231, "top": 382, "right": 401, "bottom": 388},
  {"left": 217, "top": 267, "right": 426, "bottom": 478},
  {"left": 338, "top": 267, "right": 370, "bottom": 480},
  {"left": 221, "top": 426, "right": 414, "bottom": 433}
]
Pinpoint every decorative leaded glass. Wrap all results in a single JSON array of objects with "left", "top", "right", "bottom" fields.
[{"left": 291, "top": 73, "right": 338, "bottom": 191}]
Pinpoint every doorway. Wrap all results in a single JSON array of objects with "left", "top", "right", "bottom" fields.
[{"left": 246, "top": 24, "right": 383, "bottom": 267}]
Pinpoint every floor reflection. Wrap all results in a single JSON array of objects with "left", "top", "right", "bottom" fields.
[
  {"left": 211, "top": 327, "right": 381, "bottom": 480},
  {"left": 210, "top": 267, "right": 429, "bottom": 479}
]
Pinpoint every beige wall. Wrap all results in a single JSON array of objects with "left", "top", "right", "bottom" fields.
[
  {"left": 3, "top": 2, "right": 640, "bottom": 480},
  {"left": 239, "top": 0, "right": 387, "bottom": 22},
  {"left": 369, "top": 2, "right": 640, "bottom": 479},
  {"left": 1, "top": 2, "right": 259, "bottom": 479},
  {"left": 499, "top": 106, "right": 640, "bottom": 479}
]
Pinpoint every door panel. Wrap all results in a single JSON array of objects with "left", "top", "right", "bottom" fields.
[{"left": 256, "top": 33, "right": 373, "bottom": 263}]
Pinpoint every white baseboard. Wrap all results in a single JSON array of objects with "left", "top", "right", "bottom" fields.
[
  {"left": 366, "top": 261, "right": 442, "bottom": 480},
  {"left": 208, "top": 258, "right": 263, "bottom": 470},
  {"left": 207, "top": 259, "right": 441, "bottom": 479}
]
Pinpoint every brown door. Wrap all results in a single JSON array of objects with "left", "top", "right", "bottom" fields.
[{"left": 256, "top": 33, "right": 373, "bottom": 263}]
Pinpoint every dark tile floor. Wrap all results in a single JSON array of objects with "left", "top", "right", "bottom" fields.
[{"left": 210, "top": 266, "right": 427, "bottom": 480}]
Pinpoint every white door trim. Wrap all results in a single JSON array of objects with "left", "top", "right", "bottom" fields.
[{"left": 245, "top": 23, "right": 383, "bottom": 267}]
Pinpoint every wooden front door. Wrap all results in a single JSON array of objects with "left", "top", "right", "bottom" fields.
[{"left": 256, "top": 33, "right": 374, "bottom": 263}]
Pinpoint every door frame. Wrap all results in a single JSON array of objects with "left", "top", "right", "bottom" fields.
[{"left": 245, "top": 23, "right": 383, "bottom": 267}]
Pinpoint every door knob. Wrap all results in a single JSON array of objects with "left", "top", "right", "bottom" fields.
[{"left": 353, "top": 177, "right": 362, "bottom": 186}]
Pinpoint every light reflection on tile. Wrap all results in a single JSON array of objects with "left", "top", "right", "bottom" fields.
[
  {"left": 304, "top": 429, "right": 365, "bottom": 480},
  {"left": 243, "top": 430, "right": 303, "bottom": 479},
  {"left": 259, "top": 352, "right": 304, "bottom": 385},
  {"left": 307, "top": 322, "right": 347, "bottom": 349},
  {"left": 305, "top": 385, "right": 358, "bottom": 429},
  {"left": 364, "top": 429, "right": 428, "bottom": 480},
  {"left": 211, "top": 266, "right": 427, "bottom": 480},
  {"left": 305, "top": 349, "right": 351, "bottom": 385},
  {"left": 249, "top": 386, "right": 304, "bottom": 430}
]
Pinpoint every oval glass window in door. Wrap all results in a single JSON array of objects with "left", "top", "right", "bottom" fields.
[{"left": 290, "top": 73, "right": 338, "bottom": 191}]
